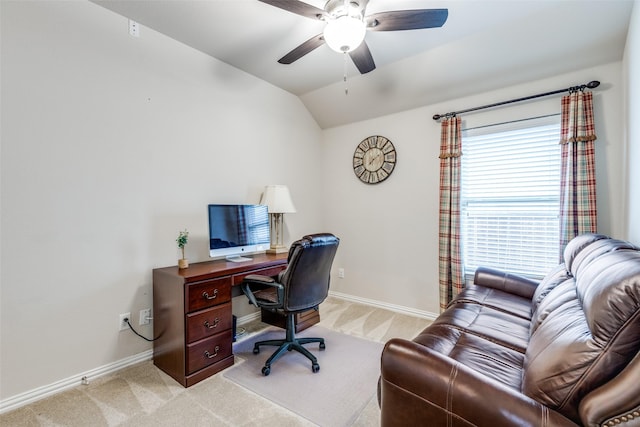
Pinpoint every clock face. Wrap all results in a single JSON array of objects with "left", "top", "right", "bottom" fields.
[{"left": 353, "top": 136, "right": 396, "bottom": 184}]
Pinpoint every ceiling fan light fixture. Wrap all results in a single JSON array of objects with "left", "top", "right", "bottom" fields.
[{"left": 323, "top": 15, "right": 366, "bottom": 53}]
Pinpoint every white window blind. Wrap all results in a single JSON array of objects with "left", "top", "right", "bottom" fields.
[{"left": 461, "top": 115, "right": 561, "bottom": 280}]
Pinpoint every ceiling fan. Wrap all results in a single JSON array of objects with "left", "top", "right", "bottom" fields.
[{"left": 258, "top": 0, "right": 448, "bottom": 74}]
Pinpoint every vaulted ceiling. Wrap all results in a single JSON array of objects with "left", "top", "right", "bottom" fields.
[{"left": 92, "top": 0, "right": 633, "bottom": 128}]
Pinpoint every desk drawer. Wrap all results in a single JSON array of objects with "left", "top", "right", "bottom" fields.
[
  {"left": 187, "top": 277, "right": 231, "bottom": 312},
  {"left": 186, "top": 332, "right": 233, "bottom": 374},
  {"left": 232, "top": 265, "right": 287, "bottom": 285},
  {"left": 186, "top": 303, "right": 232, "bottom": 343}
]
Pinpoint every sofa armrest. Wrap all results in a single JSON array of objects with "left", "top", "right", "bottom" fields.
[
  {"left": 473, "top": 266, "right": 539, "bottom": 299},
  {"left": 579, "top": 351, "right": 640, "bottom": 427},
  {"left": 380, "top": 338, "right": 578, "bottom": 427}
]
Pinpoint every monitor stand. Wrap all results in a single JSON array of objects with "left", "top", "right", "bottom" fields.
[{"left": 226, "top": 255, "right": 252, "bottom": 263}]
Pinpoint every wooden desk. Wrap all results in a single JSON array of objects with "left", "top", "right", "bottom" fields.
[{"left": 152, "top": 253, "right": 288, "bottom": 387}]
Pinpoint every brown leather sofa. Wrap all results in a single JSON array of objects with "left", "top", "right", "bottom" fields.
[{"left": 379, "top": 234, "right": 640, "bottom": 426}]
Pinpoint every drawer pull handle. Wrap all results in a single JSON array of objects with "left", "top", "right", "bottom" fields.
[
  {"left": 202, "top": 289, "right": 218, "bottom": 300},
  {"left": 204, "top": 318, "right": 220, "bottom": 329},
  {"left": 204, "top": 346, "right": 220, "bottom": 359}
]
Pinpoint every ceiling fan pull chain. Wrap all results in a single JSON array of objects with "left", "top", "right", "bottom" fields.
[{"left": 344, "top": 52, "right": 349, "bottom": 95}]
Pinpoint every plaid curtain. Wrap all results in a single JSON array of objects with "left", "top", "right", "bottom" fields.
[
  {"left": 438, "top": 117, "right": 464, "bottom": 311},
  {"left": 559, "top": 90, "right": 598, "bottom": 255}
]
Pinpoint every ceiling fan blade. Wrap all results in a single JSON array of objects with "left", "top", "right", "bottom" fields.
[
  {"left": 349, "top": 41, "right": 376, "bottom": 74},
  {"left": 278, "top": 34, "right": 326, "bottom": 64},
  {"left": 258, "top": 0, "right": 326, "bottom": 20},
  {"left": 367, "top": 9, "right": 448, "bottom": 31}
]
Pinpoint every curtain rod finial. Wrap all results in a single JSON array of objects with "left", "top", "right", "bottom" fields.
[
  {"left": 586, "top": 80, "right": 600, "bottom": 89},
  {"left": 433, "top": 114, "right": 442, "bottom": 121}
]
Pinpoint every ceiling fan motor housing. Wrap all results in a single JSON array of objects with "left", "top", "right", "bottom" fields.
[{"left": 324, "top": 0, "right": 367, "bottom": 19}]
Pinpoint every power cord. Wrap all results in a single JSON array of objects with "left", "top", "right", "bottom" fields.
[
  {"left": 236, "top": 326, "right": 247, "bottom": 339},
  {"left": 124, "top": 317, "right": 158, "bottom": 342}
]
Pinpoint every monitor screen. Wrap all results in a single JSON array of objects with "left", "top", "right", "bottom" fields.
[{"left": 208, "top": 204, "right": 270, "bottom": 261}]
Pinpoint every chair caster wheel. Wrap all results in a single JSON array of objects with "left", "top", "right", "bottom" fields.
[
  {"left": 319, "top": 342, "right": 326, "bottom": 350},
  {"left": 253, "top": 347, "right": 260, "bottom": 354},
  {"left": 312, "top": 363, "right": 320, "bottom": 373},
  {"left": 262, "top": 366, "right": 271, "bottom": 376}
]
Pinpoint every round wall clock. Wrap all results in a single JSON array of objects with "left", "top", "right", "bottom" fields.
[{"left": 353, "top": 135, "right": 397, "bottom": 184}]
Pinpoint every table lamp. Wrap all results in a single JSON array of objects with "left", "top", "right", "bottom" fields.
[{"left": 260, "top": 185, "right": 296, "bottom": 254}]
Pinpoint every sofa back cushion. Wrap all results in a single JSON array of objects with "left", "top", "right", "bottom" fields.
[
  {"left": 529, "top": 234, "right": 608, "bottom": 334},
  {"left": 563, "top": 233, "right": 610, "bottom": 273},
  {"left": 522, "top": 238, "right": 640, "bottom": 423},
  {"left": 529, "top": 275, "right": 575, "bottom": 336}
]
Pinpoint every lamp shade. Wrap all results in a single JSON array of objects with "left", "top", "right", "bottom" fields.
[
  {"left": 260, "top": 185, "right": 296, "bottom": 214},
  {"left": 323, "top": 15, "right": 366, "bottom": 53}
]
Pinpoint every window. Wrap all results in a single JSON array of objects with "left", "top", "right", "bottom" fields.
[{"left": 461, "top": 115, "right": 561, "bottom": 281}]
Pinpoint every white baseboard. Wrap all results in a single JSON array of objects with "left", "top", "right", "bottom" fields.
[
  {"left": 328, "top": 291, "right": 439, "bottom": 321},
  {"left": 0, "top": 349, "right": 153, "bottom": 415},
  {"left": 2, "top": 295, "right": 433, "bottom": 414},
  {"left": 235, "top": 310, "right": 261, "bottom": 326},
  {"left": 235, "top": 293, "right": 438, "bottom": 324}
]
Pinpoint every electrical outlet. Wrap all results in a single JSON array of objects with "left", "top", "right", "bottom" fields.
[
  {"left": 119, "top": 312, "right": 130, "bottom": 331},
  {"left": 139, "top": 308, "right": 151, "bottom": 326},
  {"left": 338, "top": 268, "right": 345, "bottom": 278},
  {"left": 128, "top": 20, "right": 139, "bottom": 37}
]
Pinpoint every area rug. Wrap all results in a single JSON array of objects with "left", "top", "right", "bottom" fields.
[{"left": 223, "top": 325, "right": 383, "bottom": 427}]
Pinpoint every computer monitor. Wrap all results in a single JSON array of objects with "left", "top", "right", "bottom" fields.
[{"left": 207, "top": 204, "right": 270, "bottom": 262}]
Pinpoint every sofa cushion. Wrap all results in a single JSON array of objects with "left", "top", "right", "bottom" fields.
[
  {"left": 432, "top": 302, "right": 530, "bottom": 353},
  {"left": 452, "top": 284, "right": 534, "bottom": 320},
  {"left": 413, "top": 324, "right": 525, "bottom": 390},
  {"left": 523, "top": 246, "right": 640, "bottom": 423}
]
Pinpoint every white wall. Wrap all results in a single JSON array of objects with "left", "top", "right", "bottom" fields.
[
  {"left": 0, "top": 1, "right": 323, "bottom": 401},
  {"left": 625, "top": 0, "right": 640, "bottom": 244},
  {"left": 323, "top": 62, "right": 626, "bottom": 315}
]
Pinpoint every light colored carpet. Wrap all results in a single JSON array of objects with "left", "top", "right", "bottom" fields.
[
  {"left": 0, "top": 297, "right": 433, "bottom": 426},
  {"left": 225, "top": 326, "right": 383, "bottom": 427}
]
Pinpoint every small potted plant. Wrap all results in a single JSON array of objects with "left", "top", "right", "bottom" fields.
[{"left": 176, "top": 229, "right": 189, "bottom": 269}]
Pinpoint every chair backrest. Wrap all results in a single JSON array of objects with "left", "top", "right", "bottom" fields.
[{"left": 278, "top": 233, "right": 340, "bottom": 312}]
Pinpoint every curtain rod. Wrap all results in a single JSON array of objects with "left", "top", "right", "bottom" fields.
[{"left": 432, "top": 80, "right": 600, "bottom": 121}]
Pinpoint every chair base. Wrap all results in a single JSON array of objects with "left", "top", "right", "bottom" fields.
[{"left": 253, "top": 312, "right": 325, "bottom": 376}]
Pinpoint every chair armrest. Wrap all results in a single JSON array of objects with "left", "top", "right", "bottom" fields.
[
  {"left": 473, "top": 266, "right": 539, "bottom": 299},
  {"left": 380, "top": 338, "right": 578, "bottom": 427},
  {"left": 240, "top": 274, "right": 284, "bottom": 309}
]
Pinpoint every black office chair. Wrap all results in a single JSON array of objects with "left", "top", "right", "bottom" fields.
[{"left": 241, "top": 233, "right": 340, "bottom": 376}]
